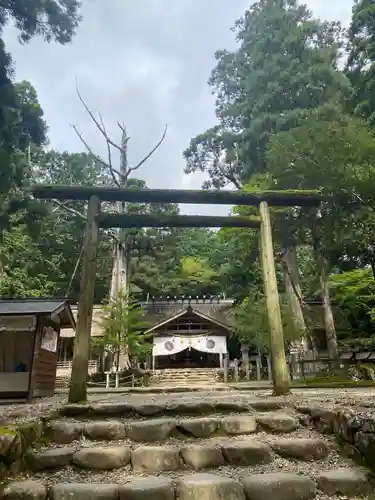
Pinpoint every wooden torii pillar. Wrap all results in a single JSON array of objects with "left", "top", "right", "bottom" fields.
[
  {"left": 68, "top": 195, "right": 101, "bottom": 403},
  {"left": 259, "top": 201, "right": 290, "bottom": 395}
]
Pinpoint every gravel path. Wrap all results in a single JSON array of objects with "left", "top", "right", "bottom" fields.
[
  {"left": 1, "top": 388, "right": 373, "bottom": 500},
  {"left": 2, "top": 387, "right": 375, "bottom": 424}
]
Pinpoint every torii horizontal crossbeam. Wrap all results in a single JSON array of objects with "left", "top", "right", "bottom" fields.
[
  {"left": 32, "top": 185, "right": 321, "bottom": 207},
  {"left": 96, "top": 213, "right": 261, "bottom": 228}
]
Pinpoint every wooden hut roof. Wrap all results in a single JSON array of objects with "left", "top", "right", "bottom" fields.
[{"left": 0, "top": 298, "right": 76, "bottom": 329}]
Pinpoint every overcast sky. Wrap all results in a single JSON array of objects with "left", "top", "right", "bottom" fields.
[{"left": 4, "top": 0, "right": 353, "bottom": 215}]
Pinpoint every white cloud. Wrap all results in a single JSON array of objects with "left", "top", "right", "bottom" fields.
[{"left": 3, "top": 0, "right": 354, "bottom": 216}]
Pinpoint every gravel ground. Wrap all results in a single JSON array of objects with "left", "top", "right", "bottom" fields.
[
  {"left": 1, "top": 388, "right": 373, "bottom": 500},
  {"left": 2, "top": 387, "right": 375, "bottom": 424}
]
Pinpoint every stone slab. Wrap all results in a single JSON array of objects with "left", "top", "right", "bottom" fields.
[
  {"left": 1, "top": 481, "right": 47, "bottom": 500},
  {"left": 270, "top": 438, "right": 329, "bottom": 461},
  {"left": 73, "top": 446, "right": 130, "bottom": 470},
  {"left": 90, "top": 403, "right": 134, "bottom": 416},
  {"left": 221, "top": 416, "right": 257, "bottom": 435},
  {"left": 178, "top": 418, "right": 219, "bottom": 438},
  {"left": 84, "top": 421, "right": 126, "bottom": 440},
  {"left": 131, "top": 403, "right": 166, "bottom": 416},
  {"left": 354, "top": 431, "right": 375, "bottom": 469},
  {"left": 26, "top": 447, "right": 75, "bottom": 471},
  {"left": 249, "top": 401, "right": 287, "bottom": 411},
  {"left": 126, "top": 419, "right": 176, "bottom": 442},
  {"left": 181, "top": 444, "right": 224, "bottom": 470},
  {"left": 316, "top": 467, "right": 371, "bottom": 496},
  {"left": 242, "top": 473, "right": 316, "bottom": 500},
  {"left": 178, "top": 473, "right": 245, "bottom": 500},
  {"left": 256, "top": 413, "right": 298, "bottom": 433},
  {"left": 50, "top": 483, "right": 119, "bottom": 500},
  {"left": 214, "top": 401, "right": 251, "bottom": 413},
  {"left": 119, "top": 477, "right": 174, "bottom": 500},
  {"left": 221, "top": 442, "right": 273, "bottom": 466},
  {"left": 166, "top": 401, "right": 215, "bottom": 415},
  {"left": 131, "top": 446, "right": 180, "bottom": 473},
  {"left": 45, "top": 421, "right": 83, "bottom": 444}
]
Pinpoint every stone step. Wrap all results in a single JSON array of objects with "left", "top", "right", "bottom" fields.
[
  {"left": 2, "top": 468, "right": 371, "bottom": 500},
  {"left": 44, "top": 413, "right": 299, "bottom": 444},
  {"left": 56, "top": 399, "right": 288, "bottom": 419},
  {"left": 154, "top": 376, "right": 219, "bottom": 379},
  {"left": 149, "top": 380, "right": 220, "bottom": 392},
  {"left": 25, "top": 438, "right": 330, "bottom": 472},
  {"left": 154, "top": 369, "right": 220, "bottom": 373},
  {"left": 152, "top": 376, "right": 218, "bottom": 378},
  {"left": 150, "top": 377, "right": 220, "bottom": 383},
  {"left": 153, "top": 372, "right": 218, "bottom": 375}
]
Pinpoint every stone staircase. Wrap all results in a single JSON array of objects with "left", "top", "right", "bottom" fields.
[
  {"left": 1, "top": 397, "right": 373, "bottom": 500},
  {"left": 150, "top": 368, "right": 221, "bottom": 386}
]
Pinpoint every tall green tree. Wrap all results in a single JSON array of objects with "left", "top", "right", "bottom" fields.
[
  {"left": 94, "top": 289, "right": 151, "bottom": 369},
  {"left": 346, "top": 0, "right": 375, "bottom": 126},
  {"left": 184, "top": 0, "right": 347, "bottom": 189},
  {"left": 330, "top": 268, "right": 375, "bottom": 346},
  {"left": 0, "top": 0, "right": 82, "bottom": 288},
  {"left": 267, "top": 114, "right": 375, "bottom": 358}
]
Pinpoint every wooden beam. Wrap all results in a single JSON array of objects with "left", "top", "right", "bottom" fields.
[
  {"left": 32, "top": 185, "right": 322, "bottom": 207},
  {"left": 96, "top": 214, "right": 261, "bottom": 229},
  {"left": 68, "top": 195, "right": 101, "bottom": 403},
  {"left": 259, "top": 200, "right": 290, "bottom": 396}
]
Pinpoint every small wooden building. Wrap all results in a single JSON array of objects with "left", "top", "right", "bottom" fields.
[{"left": 0, "top": 299, "right": 76, "bottom": 401}]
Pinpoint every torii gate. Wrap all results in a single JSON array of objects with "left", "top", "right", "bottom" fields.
[{"left": 32, "top": 185, "right": 321, "bottom": 401}]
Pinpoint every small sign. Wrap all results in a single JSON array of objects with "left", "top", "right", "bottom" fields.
[{"left": 41, "top": 327, "right": 58, "bottom": 352}]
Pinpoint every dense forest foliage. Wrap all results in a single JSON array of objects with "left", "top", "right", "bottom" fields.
[{"left": 2, "top": 0, "right": 375, "bottom": 352}]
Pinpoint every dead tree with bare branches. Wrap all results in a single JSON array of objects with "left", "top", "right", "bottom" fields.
[{"left": 63, "top": 83, "right": 167, "bottom": 397}]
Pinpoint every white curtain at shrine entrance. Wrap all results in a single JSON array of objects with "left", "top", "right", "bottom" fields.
[{"left": 152, "top": 335, "right": 227, "bottom": 357}]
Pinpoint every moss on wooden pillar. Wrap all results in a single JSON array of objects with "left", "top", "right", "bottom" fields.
[
  {"left": 259, "top": 201, "right": 290, "bottom": 396},
  {"left": 68, "top": 195, "right": 101, "bottom": 403}
]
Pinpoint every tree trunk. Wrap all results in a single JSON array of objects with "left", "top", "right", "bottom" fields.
[
  {"left": 312, "top": 225, "right": 338, "bottom": 362},
  {"left": 282, "top": 246, "right": 308, "bottom": 351},
  {"left": 109, "top": 128, "right": 131, "bottom": 371},
  {"left": 259, "top": 201, "right": 290, "bottom": 396},
  {"left": 318, "top": 251, "right": 339, "bottom": 362}
]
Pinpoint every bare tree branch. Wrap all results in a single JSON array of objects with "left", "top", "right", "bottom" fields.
[
  {"left": 52, "top": 200, "right": 122, "bottom": 245},
  {"left": 66, "top": 241, "right": 84, "bottom": 296},
  {"left": 75, "top": 78, "right": 128, "bottom": 158},
  {"left": 71, "top": 123, "right": 122, "bottom": 186},
  {"left": 117, "top": 121, "right": 130, "bottom": 139},
  {"left": 52, "top": 199, "right": 86, "bottom": 219},
  {"left": 119, "top": 126, "right": 129, "bottom": 185},
  {"left": 128, "top": 124, "right": 168, "bottom": 174},
  {"left": 98, "top": 113, "right": 121, "bottom": 188}
]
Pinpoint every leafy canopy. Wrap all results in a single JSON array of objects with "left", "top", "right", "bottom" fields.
[{"left": 184, "top": 0, "right": 347, "bottom": 189}]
